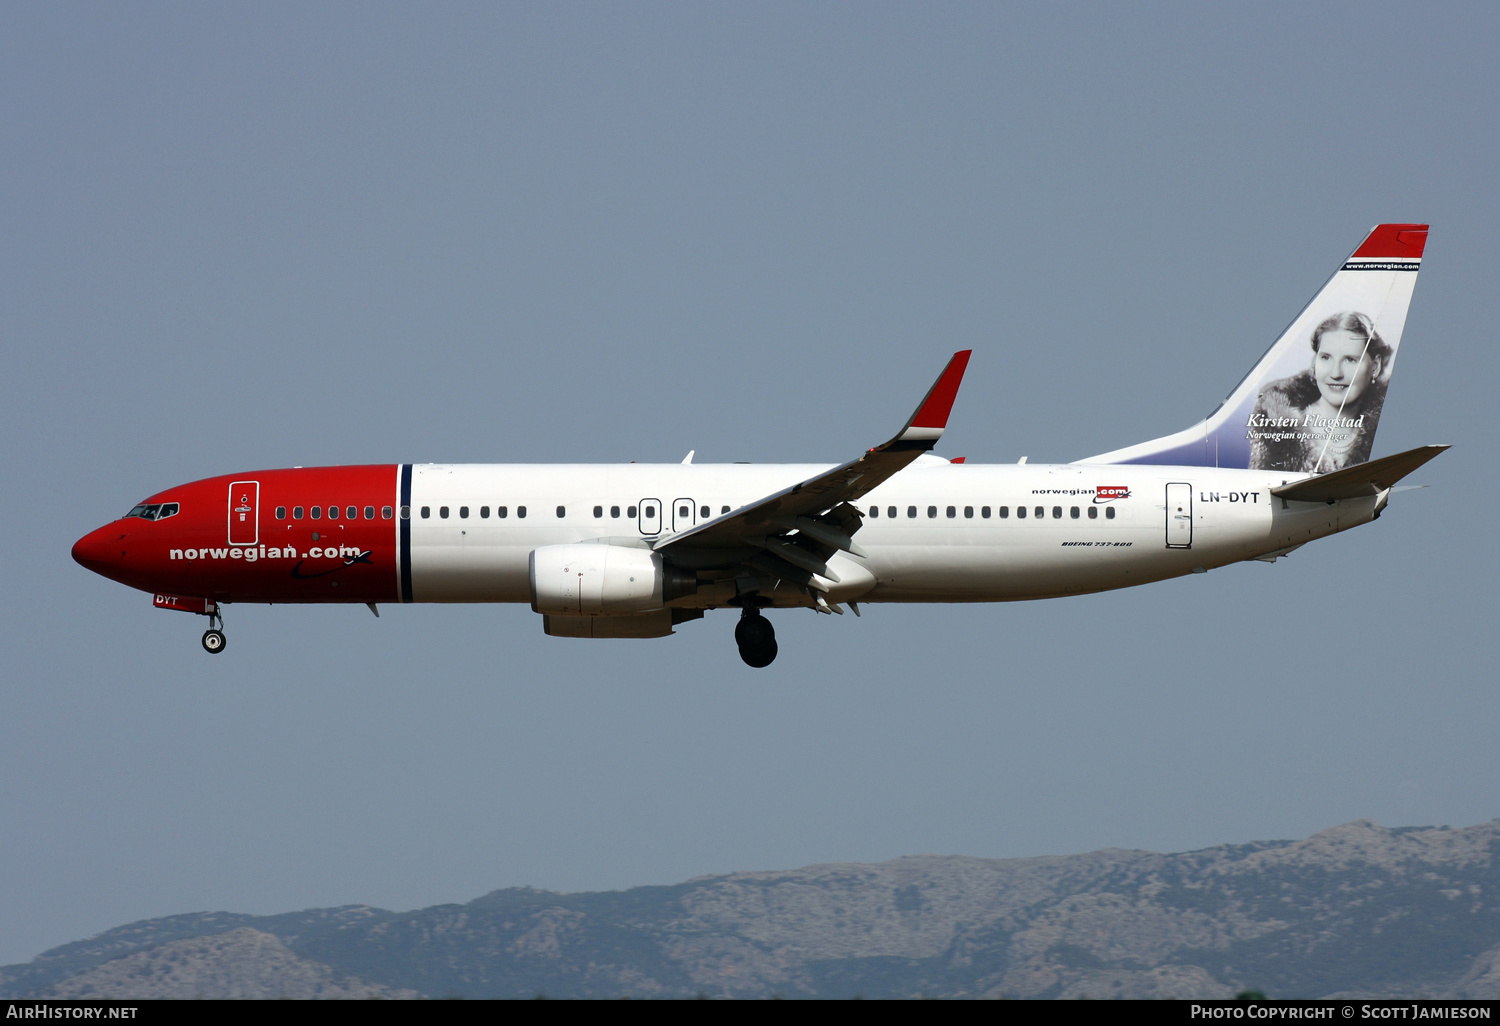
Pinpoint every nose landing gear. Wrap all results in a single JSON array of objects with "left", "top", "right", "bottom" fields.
[
  {"left": 735, "top": 608, "right": 777, "bottom": 668},
  {"left": 201, "top": 609, "right": 226, "bottom": 654}
]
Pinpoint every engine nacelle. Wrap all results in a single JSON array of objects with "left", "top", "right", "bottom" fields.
[{"left": 528, "top": 543, "right": 697, "bottom": 616}]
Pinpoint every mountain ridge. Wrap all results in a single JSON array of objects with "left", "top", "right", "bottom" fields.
[{"left": 4, "top": 818, "right": 1497, "bottom": 999}]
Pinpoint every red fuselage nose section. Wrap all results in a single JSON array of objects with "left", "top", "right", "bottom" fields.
[
  {"left": 73, "top": 466, "right": 402, "bottom": 604},
  {"left": 72, "top": 524, "right": 132, "bottom": 583}
]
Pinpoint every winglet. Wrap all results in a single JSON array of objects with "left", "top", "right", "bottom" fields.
[{"left": 895, "top": 351, "right": 971, "bottom": 445}]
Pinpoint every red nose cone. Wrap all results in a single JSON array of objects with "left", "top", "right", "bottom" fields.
[{"left": 73, "top": 525, "right": 125, "bottom": 577}]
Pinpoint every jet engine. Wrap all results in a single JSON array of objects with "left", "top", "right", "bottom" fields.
[{"left": 528, "top": 543, "right": 697, "bottom": 616}]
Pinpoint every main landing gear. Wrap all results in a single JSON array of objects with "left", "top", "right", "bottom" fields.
[
  {"left": 735, "top": 608, "right": 777, "bottom": 668},
  {"left": 201, "top": 609, "right": 226, "bottom": 655}
]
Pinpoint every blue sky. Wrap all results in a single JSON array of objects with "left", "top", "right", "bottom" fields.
[{"left": 2, "top": 2, "right": 1497, "bottom": 964}]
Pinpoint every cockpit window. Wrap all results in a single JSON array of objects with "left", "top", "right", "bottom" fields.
[{"left": 124, "top": 502, "right": 180, "bottom": 521}]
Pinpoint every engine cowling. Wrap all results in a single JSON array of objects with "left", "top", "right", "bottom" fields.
[{"left": 528, "top": 543, "right": 697, "bottom": 616}]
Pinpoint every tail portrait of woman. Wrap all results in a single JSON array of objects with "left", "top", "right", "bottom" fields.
[{"left": 1248, "top": 311, "right": 1392, "bottom": 473}]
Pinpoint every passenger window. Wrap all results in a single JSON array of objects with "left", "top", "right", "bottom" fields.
[
  {"left": 700, "top": 505, "right": 709, "bottom": 518},
  {"left": 1088, "top": 506, "right": 1097, "bottom": 519},
  {"left": 518, "top": 506, "right": 527, "bottom": 518},
  {"left": 480, "top": 506, "right": 489, "bottom": 518},
  {"left": 611, "top": 505, "right": 621, "bottom": 518},
  {"left": 982, "top": 506, "right": 991, "bottom": 518},
  {"left": 1070, "top": 506, "right": 1080, "bottom": 519},
  {"left": 888, "top": 506, "right": 897, "bottom": 519},
  {"left": 386, "top": 506, "right": 397, "bottom": 519},
  {"left": 275, "top": 506, "right": 287, "bottom": 520},
  {"left": 440, "top": 506, "right": 449, "bottom": 519},
  {"left": 497, "top": 506, "right": 508, "bottom": 518},
  {"left": 964, "top": 506, "right": 974, "bottom": 518},
  {"left": 907, "top": 506, "right": 917, "bottom": 518},
  {"left": 628, "top": 506, "right": 637, "bottom": 518},
  {"left": 459, "top": 506, "right": 469, "bottom": 519},
  {"left": 999, "top": 506, "right": 1009, "bottom": 518},
  {"left": 420, "top": 506, "right": 430, "bottom": 518},
  {"left": 1017, "top": 506, "right": 1026, "bottom": 519},
  {"left": 721, "top": 505, "right": 730, "bottom": 514},
  {"left": 1035, "top": 506, "right": 1044, "bottom": 519},
  {"left": 556, "top": 506, "right": 566, "bottom": 518},
  {"left": 868, "top": 506, "right": 878, "bottom": 518},
  {"left": 1106, "top": 507, "right": 1116, "bottom": 520},
  {"left": 330, "top": 506, "right": 342, "bottom": 520},
  {"left": 312, "top": 506, "right": 323, "bottom": 519},
  {"left": 594, "top": 505, "right": 603, "bottom": 518},
  {"left": 946, "top": 506, "right": 956, "bottom": 518},
  {"left": 364, "top": 506, "right": 375, "bottom": 520},
  {"left": 928, "top": 506, "right": 937, "bottom": 518}
]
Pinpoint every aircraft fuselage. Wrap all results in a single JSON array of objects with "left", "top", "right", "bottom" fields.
[{"left": 72, "top": 460, "right": 1366, "bottom": 610}]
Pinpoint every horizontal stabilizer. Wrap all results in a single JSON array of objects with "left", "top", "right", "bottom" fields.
[{"left": 1271, "top": 444, "right": 1448, "bottom": 503}]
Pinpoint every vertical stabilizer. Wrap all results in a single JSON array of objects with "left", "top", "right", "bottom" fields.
[{"left": 1084, "top": 224, "right": 1426, "bottom": 471}]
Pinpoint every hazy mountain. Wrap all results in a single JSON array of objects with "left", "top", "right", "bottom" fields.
[{"left": 4, "top": 819, "right": 1498, "bottom": 999}]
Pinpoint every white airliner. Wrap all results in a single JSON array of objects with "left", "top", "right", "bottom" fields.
[{"left": 73, "top": 223, "right": 1444, "bottom": 666}]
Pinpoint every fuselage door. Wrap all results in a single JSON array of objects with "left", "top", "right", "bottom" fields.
[
  {"left": 228, "top": 480, "right": 260, "bottom": 546},
  {"left": 637, "top": 498, "right": 661, "bottom": 536},
  {"left": 1166, "top": 482, "right": 1192, "bottom": 549},
  {"left": 672, "top": 497, "right": 696, "bottom": 533}
]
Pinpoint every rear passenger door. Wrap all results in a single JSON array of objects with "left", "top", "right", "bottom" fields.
[{"left": 1166, "top": 482, "right": 1192, "bottom": 548}]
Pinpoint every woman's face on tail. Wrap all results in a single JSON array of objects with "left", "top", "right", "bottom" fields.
[{"left": 1313, "top": 329, "right": 1378, "bottom": 409}]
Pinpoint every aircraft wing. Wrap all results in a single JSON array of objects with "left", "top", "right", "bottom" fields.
[
  {"left": 1270, "top": 444, "right": 1449, "bottom": 503},
  {"left": 654, "top": 351, "right": 971, "bottom": 595}
]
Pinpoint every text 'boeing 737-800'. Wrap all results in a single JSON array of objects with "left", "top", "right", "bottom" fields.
[{"left": 74, "top": 224, "right": 1445, "bottom": 667}]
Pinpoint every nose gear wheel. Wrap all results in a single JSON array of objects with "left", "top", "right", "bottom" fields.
[{"left": 200, "top": 607, "right": 226, "bottom": 654}]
